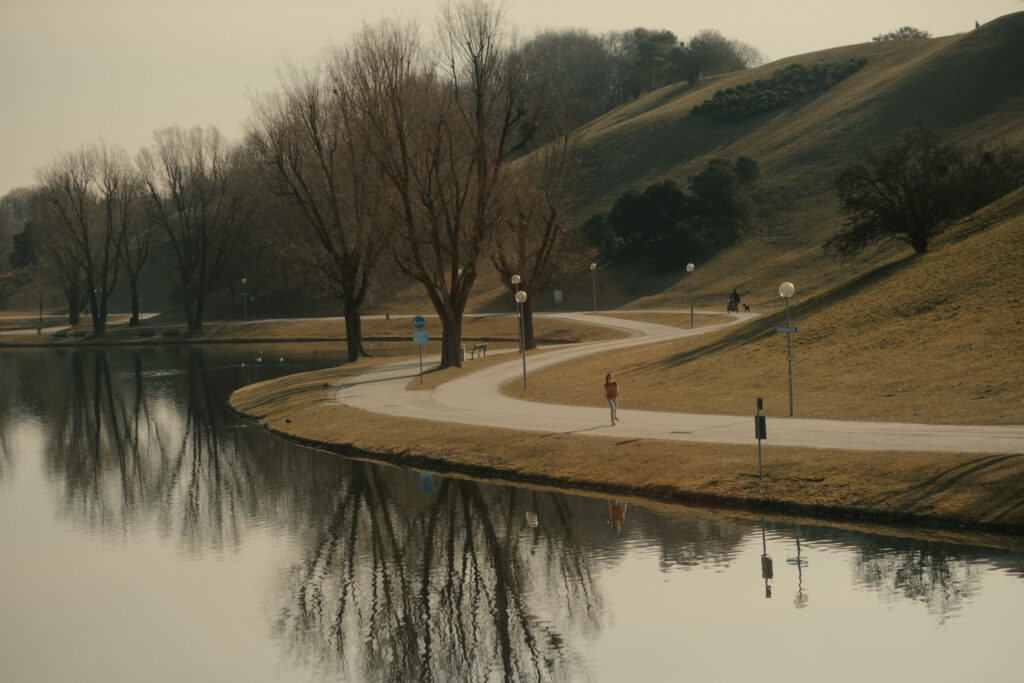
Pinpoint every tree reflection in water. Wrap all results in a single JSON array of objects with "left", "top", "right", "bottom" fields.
[
  {"left": 3, "top": 347, "right": 1022, "bottom": 679},
  {"left": 34, "top": 347, "right": 270, "bottom": 551},
  {"left": 851, "top": 539, "right": 983, "bottom": 624},
  {"left": 273, "top": 472, "right": 599, "bottom": 681}
]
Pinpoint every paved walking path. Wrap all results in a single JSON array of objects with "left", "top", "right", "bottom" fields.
[{"left": 332, "top": 311, "right": 1024, "bottom": 454}]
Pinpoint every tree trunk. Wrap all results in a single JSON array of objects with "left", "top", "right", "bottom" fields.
[
  {"left": 343, "top": 298, "right": 364, "bottom": 363},
  {"left": 128, "top": 277, "right": 140, "bottom": 326},
  {"left": 439, "top": 312, "right": 465, "bottom": 369},
  {"left": 65, "top": 286, "right": 80, "bottom": 327}
]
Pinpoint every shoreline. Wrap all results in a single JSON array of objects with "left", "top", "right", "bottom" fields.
[
  {"left": 227, "top": 361, "right": 1024, "bottom": 541},
  {"left": 233, "top": 404, "right": 1024, "bottom": 542}
]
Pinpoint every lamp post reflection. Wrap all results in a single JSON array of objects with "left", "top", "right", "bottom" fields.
[{"left": 787, "top": 524, "right": 810, "bottom": 608}]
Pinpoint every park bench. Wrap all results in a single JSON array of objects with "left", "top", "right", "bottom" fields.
[{"left": 470, "top": 343, "right": 488, "bottom": 359}]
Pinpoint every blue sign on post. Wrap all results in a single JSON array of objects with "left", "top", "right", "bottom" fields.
[
  {"left": 413, "top": 331, "right": 429, "bottom": 345},
  {"left": 412, "top": 315, "right": 426, "bottom": 329}
]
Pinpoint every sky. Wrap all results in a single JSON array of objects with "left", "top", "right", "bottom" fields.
[{"left": 2, "top": 0, "right": 1022, "bottom": 196}]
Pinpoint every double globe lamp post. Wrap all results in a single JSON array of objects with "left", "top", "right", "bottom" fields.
[{"left": 512, "top": 274, "right": 528, "bottom": 390}]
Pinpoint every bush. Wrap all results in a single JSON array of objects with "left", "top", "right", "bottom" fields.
[
  {"left": 580, "top": 157, "right": 760, "bottom": 267},
  {"left": 691, "top": 58, "right": 867, "bottom": 121}
]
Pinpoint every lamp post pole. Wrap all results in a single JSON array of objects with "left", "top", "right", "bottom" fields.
[
  {"left": 241, "top": 277, "right": 248, "bottom": 321},
  {"left": 515, "top": 290, "right": 528, "bottom": 389},
  {"left": 590, "top": 263, "right": 597, "bottom": 315},
  {"left": 779, "top": 282, "right": 795, "bottom": 416},
  {"left": 686, "top": 263, "right": 695, "bottom": 328}
]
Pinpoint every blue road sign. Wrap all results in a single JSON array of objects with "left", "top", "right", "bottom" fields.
[
  {"left": 775, "top": 326, "right": 798, "bottom": 333},
  {"left": 413, "top": 315, "right": 426, "bottom": 329},
  {"left": 413, "top": 331, "right": 429, "bottom": 345}
]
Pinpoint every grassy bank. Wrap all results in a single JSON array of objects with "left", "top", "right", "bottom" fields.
[
  {"left": 229, "top": 360, "right": 1024, "bottom": 536},
  {"left": 0, "top": 312, "right": 627, "bottom": 347}
]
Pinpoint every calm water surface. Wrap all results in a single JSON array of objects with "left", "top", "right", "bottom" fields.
[{"left": 1, "top": 346, "right": 1022, "bottom": 682}]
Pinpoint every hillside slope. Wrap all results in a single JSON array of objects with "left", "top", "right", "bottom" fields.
[
  {"left": 523, "top": 186, "right": 1024, "bottom": 425},
  {"left": 527, "top": 13, "right": 1024, "bottom": 314}
]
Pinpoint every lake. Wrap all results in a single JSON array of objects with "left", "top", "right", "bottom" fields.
[{"left": 1, "top": 346, "right": 1021, "bottom": 682}]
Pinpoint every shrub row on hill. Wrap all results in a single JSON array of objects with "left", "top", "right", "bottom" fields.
[{"left": 691, "top": 58, "right": 868, "bottom": 121}]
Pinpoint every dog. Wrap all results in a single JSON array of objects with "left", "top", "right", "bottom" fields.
[{"left": 742, "top": 303, "right": 750, "bottom": 312}]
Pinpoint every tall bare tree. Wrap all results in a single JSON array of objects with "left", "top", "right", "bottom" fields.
[
  {"left": 117, "top": 164, "right": 153, "bottom": 327},
  {"left": 249, "top": 61, "right": 386, "bottom": 363},
  {"left": 347, "top": 1, "right": 533, "bottom": 368},
  {"left": 138, "top": 126, "right": 257, "bottom": 333},
  {"left": 25, "top": 190, "right": 87, "bottom": 326},
  {"left": 36, "top": 142, "right": 136, "bottom": 334},
  {"left": 491, "top": 133, "right": 582, "bottom": 349}
]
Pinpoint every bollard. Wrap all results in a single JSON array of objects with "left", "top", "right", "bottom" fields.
[{"left": 755, "top": 398, "right": 767, "bottom": 480}]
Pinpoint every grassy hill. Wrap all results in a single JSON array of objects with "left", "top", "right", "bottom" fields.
[
  {"left": 464, "top": 12, "right": 1024, "bottom": 315},
  {"left": 520, "top": 186, "right": 1024, "bottom": 424},
  {"left": 488, "top": 14, "right": 1024, "bottom": 426}
]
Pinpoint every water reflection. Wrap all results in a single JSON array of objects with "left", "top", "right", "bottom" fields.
[
  {"left": 1, "top": 347, "right": 1023, "bottom": 681},
  {"left": 273, "top": 473, "right": 600, "bottom": 681},
  {"left": 787, "top": 524, "right": 810, "bottom": 608},
  {"left": 852, "top": 537, "right": 983, "bottom": 624}
]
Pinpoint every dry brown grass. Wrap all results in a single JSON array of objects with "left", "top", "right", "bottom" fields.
[
  {"left": 514, "top": 198, "right": 1024, "bottom": 425},
  {"left": 0, "top": 311, "right": 626, "bottom": 347},
  {"left": 231, "top": 364, "right": 1024, "bottom": 534}
]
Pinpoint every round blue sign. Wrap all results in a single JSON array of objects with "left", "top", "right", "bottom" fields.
[{"left": 412, "top": 315, "right": 426, "bottom": 329}]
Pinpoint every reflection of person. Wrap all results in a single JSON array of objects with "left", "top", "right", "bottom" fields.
[
  {"left": 603, "top": 373, "right": 621, "bottom": 425},
  {"left": 608, "top": 499, "right": 627, "bottom": 531}
]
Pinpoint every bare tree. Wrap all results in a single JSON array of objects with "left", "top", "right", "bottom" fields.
[
  {"left": 249, "top": 61, "right": 386, "bottom": 363},
  {"left": 138, "top": 126, "right": 257, "bottom": 333},
  {"left": 347, "top": 1, "right": 532, "bottom": 368},
  {"left": 115, "top": 160, "right": 152, "bottom": 327},
  {"left": 36, "top": 142, "right": 135, "bottom": 334},
  {"left": 491, "top": 133, "right": 582, "bottom": 349},
  {"left": 25, "top": 190, "right": 87, "bottom": 325}
]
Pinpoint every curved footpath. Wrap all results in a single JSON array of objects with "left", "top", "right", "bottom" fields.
[{"left": 333, "top": 311, "right": 1024, "bottom": 455}]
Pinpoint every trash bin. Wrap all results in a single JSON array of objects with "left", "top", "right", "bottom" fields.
[{"left": 460, "top": 343, "right": 466, "bottom": 362}]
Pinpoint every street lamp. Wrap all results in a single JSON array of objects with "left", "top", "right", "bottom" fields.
[
  {"left": 511, "top": 273, "right": 521, "bottom": 291},
  {"left": 589, "top": 263, "right": 597, "bottom": 314},
  {"left": 241, "top": 277, "right": 248, "bottom": 321},
  {"left": 515, "top": 290, "right": 528, "bottom": 390},
  {"left": 686, "top": 263, "right": 695, "bottom": 329},
  {"left": 779, "top": 281, "right": 795, "bottom": 416}
]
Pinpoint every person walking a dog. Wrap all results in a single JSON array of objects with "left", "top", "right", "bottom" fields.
[{"left": 604, "top": 373, "right": 621, "bottom": 425}]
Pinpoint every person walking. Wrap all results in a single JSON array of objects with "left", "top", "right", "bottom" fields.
[{"left": 604, "top": 373, "right": 621, "bottom": 425}]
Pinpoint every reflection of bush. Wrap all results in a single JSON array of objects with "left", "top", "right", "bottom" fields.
[{"left": 691, "top": 59, "right": 868, "bottom": 121}]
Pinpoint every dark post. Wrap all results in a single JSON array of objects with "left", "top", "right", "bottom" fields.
[{"left": 755, "top": 398, "right": 766, "bottom": 480}]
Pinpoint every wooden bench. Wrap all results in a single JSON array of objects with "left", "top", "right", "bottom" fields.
[{"left": 470, "top": 343, "right": 488, "bottom": 359}]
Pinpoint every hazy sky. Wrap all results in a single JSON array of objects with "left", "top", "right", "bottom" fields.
[{"left": 2, "top": 0, "right": 1021, "bottom": 195}]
